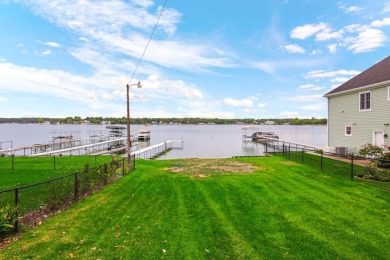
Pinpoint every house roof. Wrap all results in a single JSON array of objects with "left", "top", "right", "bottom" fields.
[{"left": 324, "top": 56, "right": 390, "bottom": 97}]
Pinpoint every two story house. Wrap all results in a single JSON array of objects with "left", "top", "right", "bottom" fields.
[{"left": 324, "top": 56, "right": 390, "bottom": 154}]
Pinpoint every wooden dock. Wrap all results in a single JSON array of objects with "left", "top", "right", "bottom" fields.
[
  {"left": 4, "top": 139, "right": 183, "bottom": 160},
  {"left": 131, "top": 140, "right": 183, "bottom": 159},
  {"left": 0, "top": 136, "right": 135, "bottom": 156}
]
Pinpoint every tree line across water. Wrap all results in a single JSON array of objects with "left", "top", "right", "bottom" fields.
[{"left": 0, "top": 117, "right": 327, "bottom": 125}]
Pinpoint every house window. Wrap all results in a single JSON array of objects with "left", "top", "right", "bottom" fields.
[
  {"left": 345, "top": 126, "right": 352, "bottom": 136},
  {"left": 359, "top": 91, "right": 371, "bottom": 111}
]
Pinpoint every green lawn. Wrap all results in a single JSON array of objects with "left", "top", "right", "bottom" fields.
[
  {"left": 1, "top": 156, "right": 389, "bottom": 259},
  {"left": 0, "top": 156, "right": 117, "bottom": 190}
]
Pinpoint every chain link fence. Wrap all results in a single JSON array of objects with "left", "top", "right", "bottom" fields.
[
  {"left": 0, "top": 155, "right": 135, "bottom": 233},
  {"left": 263, "top": 139, "right": 369, "bottom": 180}
]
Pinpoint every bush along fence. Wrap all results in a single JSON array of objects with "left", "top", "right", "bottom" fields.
[
  {"left": 0, "top": 155, "right": 135, "bottom": 235},
  {"left": 262, "top": 139, "right": 373, "bottom": 181}
]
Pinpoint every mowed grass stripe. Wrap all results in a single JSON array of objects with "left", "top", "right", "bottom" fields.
[{"left": 0, "top": 157, "right": 389, "bottom": 259}]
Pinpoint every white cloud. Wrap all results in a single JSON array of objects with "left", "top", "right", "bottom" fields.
[
  {"left": 257, "top": 103, "right": 267, "bottom": 108},
  {"left": 19, "top": 1, "right": 234, "bottom": 72},
  {"left": 309, "top": 49, "right": 321, "bottom": 55},
  {"left": 26, "top": 1, "right": 181, "bottom": 35},
  {"left": 39, "top": 41, "right": 61, "bottom": 48},
  {"left": 305, "top": 69, "right": 360, "bottom": 79},
  {"left": 0, "top": 61, "right": 205, "bottom": 118},
  {"left": 298, "top": 84, "right": 324, "bottom": 91},
  {"left": 223, "top": 98, "right": 253, "bottom": 107},
  {"left": 371, "top": 18, "right": 390, "bottom": 27},
  {"left": 183, "top": 110, "right": 236, "bottom": 119},
  {"left": 214, "top": 48, "right": 225, "bottom": 55},
  {"left": 283, "top": 44, "right": 305, "bottom": 54},
  {"left": 290, "top": 22, "right": 328, "bottom": 40},
  {"left": 41, "top": 50, "right": 52, "bottom": 56},
  {"left": 327, "top": 43, "right": 337, "bottom": 54},
  {"left": 169, "top": 80, "right": 203, "bottom": 99},
  {"left": 143, "top": 74, "right": 204, "bottom": 100},
  {"left": 330, "top": 77, "right": 351, "bottom": 83},
  {"left": 288, "top": 94, "right": 323, "bottom": 102},
  {"left": 340, "top": 5, "right": 364, "bottom": 14},
  {"left": 343, "top": 24, "right": 365, "bottom": 33},
  {"left": 381, "top": 2, "right": 390, "bottom": 14},
  {"left": 253, "top": 58, "right": 327, "bottom": 75},
  {"left": 299, "top": 103, "right": 326, "bottom": 111},
  {"left": 346, "top": 28, "right": 387, "bottom": 53},
  {"left": 0, "top": 97, "right": 6, "bottom": 103},
  {"left": 279, "top": 111, "right": 299, "bottom": 118},
  {"left": 0, "top": 62, "right": 102, "bottom": 104},
  {"left": 253, "top": 62, "right": 275, "bottom": 75},
  {"left": 290, "top": 15, "right": 387, "bottom": 54},
  {"left": 132, "top": 0, "right": 154, "bottom": 8},
  {"left": 315, "top": 28, "right": 343, "bottom": 41}
]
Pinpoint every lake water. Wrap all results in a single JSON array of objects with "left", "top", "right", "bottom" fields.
[{"left": 0, "top": 124, "right": 327, "bottom": 159}]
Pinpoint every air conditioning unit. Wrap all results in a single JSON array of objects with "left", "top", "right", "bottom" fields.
[
  {"left": 323, "top": 146, "right": 335, "bottom": 154},
  {"left": 336, "top": 147, "right": 347, "bottom": 155}
]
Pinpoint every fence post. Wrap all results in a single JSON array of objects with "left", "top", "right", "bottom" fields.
[
  {"left": 133, "top": 155, "right": 136, "bottom": 170},
  {"left": 104, "top": 164, "right": 108, "bottom": 185},
  {"left": 74, "top": 172, "right": 78, "bottom": 201},
  {"left": 288, "top": 145, "right": 291, "bottom": 160},
  {"left": 351, "top": 154, "right": 354, "bottom": 181},
  {"left": 122, "top": 158, "right": 125, "bottom": 176},
  {"left": 282, "top": 142, "right": 285, "bottom": 157},
  {"left": 265, "top": 141, "right": 268, "bottom": 154},
  {"left": 321, "top": 151, "right": 323, "bottom": 171},
  {"left": 273, "top": 140, "right": 276, "bottom": 154},
  {"left": 14, "top": 188, "right": 19, "bottom": 232}
]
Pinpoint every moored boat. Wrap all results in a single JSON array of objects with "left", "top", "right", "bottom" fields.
[
  {"left": 137, "top": 129, "right": 151, "bottom": 140},
  {"left": 251, "top": 132, "right": 279, "bottom": 142}
]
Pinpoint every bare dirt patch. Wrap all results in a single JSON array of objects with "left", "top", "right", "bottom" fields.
[
  {"left": 282, "top": 161, "right": 300, "bottom": 166},
  {"left": 164, "top": 159, "right": 259, "bottom": 178}
]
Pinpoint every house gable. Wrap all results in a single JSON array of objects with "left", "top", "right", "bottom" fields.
[
  {"left": 324, "top": 56, "right": 390, "bottom": 97},
  {"left": 325, "top": 56, "right": 390, "bottom": 152}
]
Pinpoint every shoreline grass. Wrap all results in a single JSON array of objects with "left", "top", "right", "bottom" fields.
[
  {"left": 0, "top": 156, "right": 389, "bottom": 259},
  {"left": 0, "top": 156, "right": 118, "bottom": 190}
]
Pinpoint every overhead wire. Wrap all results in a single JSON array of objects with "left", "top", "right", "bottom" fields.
[{"left": 127, "top": 0, "right": 168, "bottom": 85}]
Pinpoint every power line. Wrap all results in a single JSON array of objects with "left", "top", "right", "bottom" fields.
[{"left": 127, "top": 0, "right": 168, "bottom": 85}]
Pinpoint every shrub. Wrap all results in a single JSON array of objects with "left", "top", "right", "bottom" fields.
[
  {"left": 0, "top": 204, "right": 19, "bottom": 234},
  {"left": 358, "top": 162, "right": 390, "bottom": 182},
  {"left": 359, "top": 144, "right": 383, "bottom": 159}
]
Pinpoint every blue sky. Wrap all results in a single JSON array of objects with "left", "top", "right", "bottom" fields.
[{"left": 0, "top": 0, "right": 389, "bottom": 119}]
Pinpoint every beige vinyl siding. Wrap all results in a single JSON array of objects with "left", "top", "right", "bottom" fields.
[{"left": 328, "top": 85, "right": 390, "bottom": 153}]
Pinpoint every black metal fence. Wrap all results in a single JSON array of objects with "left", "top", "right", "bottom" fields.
[
  {"left": 0, "top": 154, "right": 115, "bottom": 171},
  {"left": 262, "top": 139, "right": 369, "bottom": 180},
  {"left": 0, "top": 155, "right": 135, "bottom": 233}
]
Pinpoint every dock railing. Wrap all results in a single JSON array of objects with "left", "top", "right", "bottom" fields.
[
  {"left": 131, "top": 140, "right": 184, "bottom": 159},
  {"left": 262, "top": 138, "right": 371, "bottom": 181},
  {"left": 0, "top": 155, "right": 135, "bottom": 234}
]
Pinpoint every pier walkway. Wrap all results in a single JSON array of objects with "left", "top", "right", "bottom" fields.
[
  {"left": 90, "top": 140, "right": 183, "bottom": 159},
  {"left": 2, "top": 139, "right": 184, "bottom": 159},
  {"left": 0, "top": 136, "right": 130, "bottom": 156},
  {"left": 131, "top": 140, "right": 183, "bottom": 159}
]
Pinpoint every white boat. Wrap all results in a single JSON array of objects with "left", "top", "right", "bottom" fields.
[
  {"left": 106, "top": 126, "right": 126, "bottom": 137},
  {"left": 251, "top": 132, "right": 279, "bottom": 141},
  {"left": 137, "top": 129, "right": 151, "bottom": 140}
]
